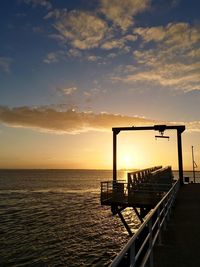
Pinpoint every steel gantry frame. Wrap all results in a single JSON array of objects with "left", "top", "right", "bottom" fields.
[{"left": 112, "top": 125, "right": 185, "bottom": 186}]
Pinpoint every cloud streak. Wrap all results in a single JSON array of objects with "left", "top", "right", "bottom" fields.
[
  {"left": 24, "top": 0, "right": 52, "bottom": 10},
  {"left": 57, "top": 87, "right": 78, "bottom": 95},
  {"left": 43, "top": 1, "right": 147, "bottom": 55},
  {"left": 134, "top": 23, "right": 200, "bottom": 47},
  {"left": 112, "top": 22, "right": 200, "bottom": 92},
  {"left": 99, "top": 0, "right": 150, "bottom": 31},
  {"left": 0, "top": 57, "right": 12, "bottom": 73},
  {"left": 49, "top": 10, "right": 108, "bottom": 50},
  {"left": 0, "top": 106, "right": 199, "bottom": 134},
  {"left": 0, "top": 106, "right": 153, "bottom": 134}
]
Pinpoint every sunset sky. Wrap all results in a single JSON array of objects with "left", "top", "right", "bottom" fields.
[{"left": 0, "top": 0, "right": 199, "bottom": 170}]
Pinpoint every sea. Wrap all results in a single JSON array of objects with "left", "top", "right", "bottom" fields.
[{"left": 0, "top": 169, "right": 199, "bottom": 267}]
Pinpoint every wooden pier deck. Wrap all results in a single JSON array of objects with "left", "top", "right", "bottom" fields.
[{"left": 153, "top": 183, "right": 200, "bottom": 267}]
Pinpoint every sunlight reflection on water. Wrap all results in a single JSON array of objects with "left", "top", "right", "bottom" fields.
[
  {"left": 0, "top": 170, "right": 199, "bottom": 266},
  {"left": 0, "top": 170, "right": 136, "bottom": 267}
]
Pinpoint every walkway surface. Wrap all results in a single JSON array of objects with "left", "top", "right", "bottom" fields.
[{"left": 153, "top": 183, "right": 200, "bottom": 267}]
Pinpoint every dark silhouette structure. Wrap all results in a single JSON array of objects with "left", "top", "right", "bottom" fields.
[
  {"left": 112, "top": 125, "right": 185, "bottom": 185},
  {"left": 153, "top": 183, "right": 200, "bottom": 267},
  {"left": 101, "top": 124, "right": 185, "bottom": 236}
]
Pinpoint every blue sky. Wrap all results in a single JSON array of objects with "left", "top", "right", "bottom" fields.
[{"left": 0, "top": 0, "right": 199, "bottom": 169}]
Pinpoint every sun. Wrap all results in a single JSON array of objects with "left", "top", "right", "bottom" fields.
[
  {"left": 122, "top": 154, "right": 133, "bottom": 170},
  {"left": 118, "top": 149, "right": 146, "bottom": 170}
]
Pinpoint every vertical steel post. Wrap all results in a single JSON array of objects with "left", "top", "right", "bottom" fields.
[
  {"left": 177, "top": 129, "right": 184, "bottom": 186},
  {"left": 157, "top": 207, "right": 162, "bottom": 245},
  {"left": 130, "top": 242, "right": 136, "bottom": 266},
  {"left": 113, "top": 129, "right": 117, "bottom": 182},
  {"left": 192, "top": 146, "right": 196, "bottom": 183},
  {"left": 149, "top": 220, "right": 154, "bottom": 267}
]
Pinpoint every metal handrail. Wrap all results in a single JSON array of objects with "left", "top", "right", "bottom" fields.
[
  {"left": 109, "top": 179, "right": 180, "bottom": 267},
  {"left": 101, "top": 179, "right": 172, "bottom": 205}
]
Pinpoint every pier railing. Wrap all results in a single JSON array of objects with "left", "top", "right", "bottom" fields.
[
  {"left": 109, "top": 179, "right": 180, "bottom": 267},
  {"left": 101, "top": 166, "right": 173, "bottom": 207}
]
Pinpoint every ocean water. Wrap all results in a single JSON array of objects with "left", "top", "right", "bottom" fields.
[
  {"left": 0, "top": 170, "right": 140, "bottom": 267},
  {"left": 0, "top": 169, "right": 199, "bottom": 267}
]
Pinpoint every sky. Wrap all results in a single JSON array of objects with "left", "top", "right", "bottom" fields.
[{"left": 0, "top": 0, "right": 199, "bottom": 170}]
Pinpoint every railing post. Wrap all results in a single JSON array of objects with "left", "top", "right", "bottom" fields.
[
  {"left": 130, "top": 242, "right": 136, "bottom": 267},
  {"left": 167, "top": 194, "right": 171, "bottom": 221},
  {"left": 108, "top": 181, "right": 179, "bottom": 267},
  {"left": 157, "top": 207, "right": 162, "bottom": 245},
  {"left": 113, "top": 130, "right": 117, "bottom": 182},
  {"left": 177, "top": 129, "right": 184, "bottom": 186},
  {"left": 149, "top": 220, "right": 154, "bottom": 267}
]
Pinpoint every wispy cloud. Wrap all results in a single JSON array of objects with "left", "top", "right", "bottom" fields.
[
  {"left": 47, "top": 10, "right": 108, "bottom": 50},
  {"left": 43, "top": 48, "right": 82, "bottom": 63},
  {"left": 43, "top": 2, "right": 145, "bottom": 54},
  {"left": 134, "top": 22, "right": 200, "bottom": 47},
  {"left": 101, "top": 39, "right": 125, "bottom": 50},
  {"left": 86, "top": 55, "right": 101, "bottom": 62},
  {"left": 114, "top": 62, "right": 200, "bottom": 91},
  {"left": 57, "top": 87, "right": 78, "bottom": 96},
  {"left": 99, "top": 0, "right": 150, "bottom": 31},
  {"left": 0, "top": 106, "right": 154, "bottom": 134},
  {"left": 83, "top": 88, "right": 106, "bottom": 103},
  {"left": 111, "top": 22, "right": 200, "bottom": 92},
  {"left": 0, "top": 106, "right": 199, "bottom": 134},
  {"left": 24, "top": 0, "right": 52, "bottom": 10},
  {"left": 101, "top": 34, "right": 137, "bottom": 50},
  {"left": 43, "top": 51, "right": 60, "bottom": 63},
  {"left": 67, "top": 49, "right": 82, "bottom": 58},
  {"left": 184, "top": 121, "right": 200, "bottom": 132},
  {"left": 0, "top": 57, "right": 12, "bottom": 73}
]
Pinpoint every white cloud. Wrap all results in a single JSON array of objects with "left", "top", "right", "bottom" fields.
[
  {"left": 127, "top": 67, "right": 199, "bottom": 88},
  {"left": 43, "top": 2, "right": 145, "bottom": 56},
  {"left": 99, "top": 0, "right": 150, "bottom": 31},
  {"left": 0, "top": 106, "right": 199, "bottom": 134},
  {"left": 43, "top": 49, "right": 82, "bottom": 64},
  {"left": 107, "top": 52, "right": 117, "bottom": 58},
  {"left": 0, "top": 106, "right": 154, "bottom": 134},
  {"left": 112, "top": 61, "right": 200, "bottom": 92},
  {"left": 101, "top": 39, "right": 125, "bottom": 50},
  {"left": 185, "top": 121, "right": 200, "bottom": 132},
  {"left": 43, "top": 51, "right": 60, "bottom": 63},
  {"left": 57, "top": 87, "right": 78, "bottom": 95},
  {"left": 44, "top": 8, "right": 63, "bottom": 19},
  {"left": 101, "top": 34, "right": 137, "bottom": 52},
  {"left": 51, "top": 10, "right": 108, "bottom": 50},
  {"left": 111, "top": 22, "right": 200, "bottom": 92},
  {"left": 87, "top": 55, "right": 100, "bottom": 62},
  {"left": 134, "top": 23, "right": 200, "bottom": 47},
  {"left": 134, "top": 26, "right": 166, "bottom": 42},
  {"left": 0, "top": 57, "right": 12, "bottom": 73},
  {"left": 124, "top": 34, "right": 138, "bottom": 41},
  {"left": 187, "top": 48, "right": 200, "bottom": 58},
  {"left": 67, "top": 48, "right": 82, "bottom": 58},
  {"left": 24, "top": 0, "right": 52, "bottom": 10}
]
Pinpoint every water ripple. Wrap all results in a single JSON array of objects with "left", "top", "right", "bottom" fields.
[{"left": 0, "top": 170, "right": 143, "bottom": 266}]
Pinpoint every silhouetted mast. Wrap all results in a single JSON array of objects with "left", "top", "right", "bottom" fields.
[{"left": 192, "top": 146, "right": 197, "bottom": 183}]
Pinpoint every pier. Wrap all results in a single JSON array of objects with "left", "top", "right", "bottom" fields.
[
  {"left": 101, "top": 165, "right": 175, "bottom": 232},
  {"left": 153, "top": 183, "right": 200, "bottom": 267},
  {"left": 101, "top": 124, "right": 185, "bottom": 235},
  {"left": 99, "top": 124, "right": 200, "bottom": 266},
  {"left": 105, "top": 179, "right": 200, "bottom": 267}
]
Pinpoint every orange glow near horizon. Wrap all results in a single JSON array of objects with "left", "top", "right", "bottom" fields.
[
  {"left": 116, "top": 131, "right": 180, "bottom": 171},
  {"left": 0, "top": 125, "right": 199, "bottom": 171},
  {"left": 118, "top": 150, "right": 145, "bottom": 170}
]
